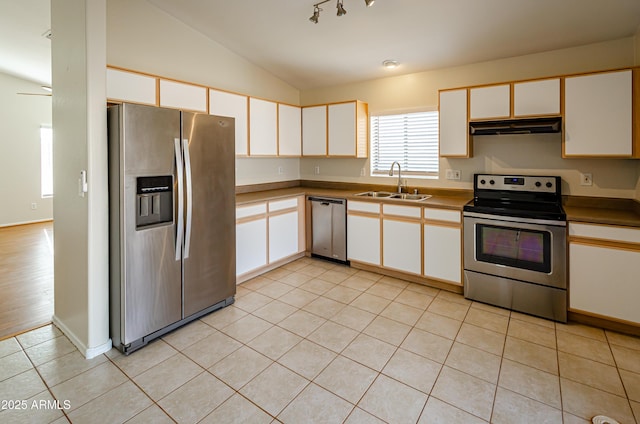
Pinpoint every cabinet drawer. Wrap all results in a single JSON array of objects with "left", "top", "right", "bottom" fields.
[
  {"left": 347, "top": 201, "right": 380, "bottom": 214},
  {"left": 269, "top": 198, "right": 298, "bottom": 212},
  {"left": 569, "top": 223, "right": 640, "bottom": 244},
  {"left": 423, "top": 208, "right": 460, "bottom": 223},
  {"left": 236, "top": 203, "right": 267, "bottom": 220},
  {"left": 382, "top": 204, "right": 421, "bottom": 218}
]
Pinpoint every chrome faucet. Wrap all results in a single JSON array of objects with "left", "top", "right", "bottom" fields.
[{"left": 388, "top": 161, "right": 402, "bottom": 193}]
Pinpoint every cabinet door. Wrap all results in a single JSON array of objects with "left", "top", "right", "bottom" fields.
[
  {"left": 439, "top": 89, "right": 470, "bottom": 157},
  {"left": 302, "top": 105, "right": 327, "bottom": 156},
  {"left": 236, "top": 218, "right": 267, "bottom": 277},
  {"left": 347, "top": 214, "right": 380, "bottom": 265},
  {"left": 249, "top": 98, "right": 278, "bottom": 156},
  {"left": 382, "top": 219, "right": 421, "bottom": 275},
  {"left": 570, "top": 243, "right": 640, "bottom": 324},
  {"left": 107, "top": 68, "right": 157, "bottom": 105},
  {"left": 564, "top": 70, "right": 633, "bottom": 157},
  {"left": 159, "top": 79, "right": 207, "bottom": 112},
  {"left": 423, "top": 224, "right": 461, "bottom": 284},
  {"left": 269, "top": 211, "right": 299, "bottom": 263},
  {"left": 470, "top": 84, "right": 510, "bottom": 120},
  {"left": 513, "top": 79, "right": 560, "bottom": 116},
  {"left": 278, "top": 104, "right": 302, "bottom": 156},
  {"left": 210, "top": 89, "right": 249, "bottom": 156},
  {"left": 328, "top": 102, "right": 356, "bottom": 156}
]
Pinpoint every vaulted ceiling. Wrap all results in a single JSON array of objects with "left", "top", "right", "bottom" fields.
[{"left": 2, "top": 0, "right": 640, "bottom": 89}]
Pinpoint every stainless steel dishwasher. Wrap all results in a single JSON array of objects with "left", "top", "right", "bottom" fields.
[{"left": 308, "top": 196, "right": 347, "bottom": 263}]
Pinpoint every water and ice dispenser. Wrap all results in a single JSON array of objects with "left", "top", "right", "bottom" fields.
[{"left": 136, "top": 176, "right": 173, "bottom": 229}]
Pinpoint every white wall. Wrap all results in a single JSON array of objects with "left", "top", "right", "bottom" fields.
[
  {"left": 0, "top": 73, "right": 52, "bottom": 226},
  {"left": 300, "top": 37, "right": 639, "bottom": 198},
  {"left": 52, "top": 0, "right": 110, "bottom": 358},
  {"left": 107, "top": 0, "right": 301, "bottom": 187}
]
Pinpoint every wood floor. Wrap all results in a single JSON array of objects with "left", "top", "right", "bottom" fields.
[{"left": 0, "top": 221, "right": 53, "bottom": 340}]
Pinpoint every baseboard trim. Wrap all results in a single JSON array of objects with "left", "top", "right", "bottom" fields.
[
  {"left": 0, "top": 218, "right": 53, "bottom": 228},
  {"left": 52, "top": 315, "right": 112, "bottom": 359},
  {"left": 349, "top": 261, "right": 463, "bottom": 294},
  {"left": 568, "top": 310, "right": 640, "bottom": 337},
  {"left": 236, "top": 252, "right": 306, "bottom": 284}
]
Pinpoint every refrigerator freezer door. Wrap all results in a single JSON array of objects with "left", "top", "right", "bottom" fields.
[
  {"left": 121, "top": 104, "right": 182, "bottom": 345},
  {"left": 182, "top": 113, "right": 236, "bottom": 317}
]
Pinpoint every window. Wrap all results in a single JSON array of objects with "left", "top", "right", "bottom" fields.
[
  {"left": 370, "top": 111, "right": 439, "bottom": 177},
  {"left": 40, "top": 126, "right": 53, "bottom": 197}
]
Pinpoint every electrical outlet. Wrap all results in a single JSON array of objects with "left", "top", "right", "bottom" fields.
[
  {"left": 314, "top": 166, "right": 320, "bottom": 175},
  {"left": 31, "top": 203, "right": 37, "bottom": 210},
  {"left": 446, "top": 169, "right": 461, "bottom": 180},
  {"left": 277, "top": 166, "right": 284, "bottom": 175},
  {"left": 360, "top": 167, "right": 366, "bottom": 177},
  {"left": 580, "top": 172, "right": 593, "bottom": 186}
]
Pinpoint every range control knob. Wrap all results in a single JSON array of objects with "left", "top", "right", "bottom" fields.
[
  {"left": 535, "top": 181, "right": 542, "bottom": 187},
  {"left": 546, "top": 182, "right": 553, "bottom": 188},
  {"left": 480, "top": 179, "right": 486, "bottom": 185},
  {"left": 489, "top": 180, "right": 495, "bottom": 185}
]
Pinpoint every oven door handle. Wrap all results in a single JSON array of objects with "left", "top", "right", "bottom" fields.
[{"left": 463, "top": 211, "right": 566, "bottom": 227}]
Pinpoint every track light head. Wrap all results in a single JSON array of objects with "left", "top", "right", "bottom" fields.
[
  {"left": 309, "top": 6, "right": 320, "bottom": 23},
  {"left": 337, "top": 0, "right": 347, "bottom": 16},
  {"left": 364, "top": 0, "right": 375, "bottom": 6}
]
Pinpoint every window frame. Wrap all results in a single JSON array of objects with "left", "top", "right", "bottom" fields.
[
  {"left": 369, "top": 108, "right": 440, "bottom": 179},
  {"left": 40, "top": 125, "right": 53, "bottom": 198}
]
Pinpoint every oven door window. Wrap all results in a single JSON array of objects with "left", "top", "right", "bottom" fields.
[{"left": 475, "top": 224, "right": 551, "bottom": 273}]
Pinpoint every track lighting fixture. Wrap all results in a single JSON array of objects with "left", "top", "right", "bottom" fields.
[
  {"left": 309, "top": 5, "right": 321, "bottom": 23},
  {"left": 309, "top": 0, "right": 373, "bottom": 24}
]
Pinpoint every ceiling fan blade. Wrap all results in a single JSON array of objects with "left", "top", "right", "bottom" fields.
[{"left": 16, "top": 92, "right": 52, "bottom": 96}]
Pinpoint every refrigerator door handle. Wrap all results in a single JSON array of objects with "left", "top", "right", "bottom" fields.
[
  {"left": 183, "top": 138, "right": 193, "bottom": 259},
  {"left": 174, "top": 138, "right": 184, "bottom": 261}
]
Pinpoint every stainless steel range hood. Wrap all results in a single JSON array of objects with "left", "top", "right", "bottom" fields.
[{"left": 469, "top": 117, "right": 562, "bottom": 136}]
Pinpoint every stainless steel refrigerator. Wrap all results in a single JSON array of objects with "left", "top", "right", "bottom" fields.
[{"left": 108, "top": 103, "right": 236, "bottom": 354}]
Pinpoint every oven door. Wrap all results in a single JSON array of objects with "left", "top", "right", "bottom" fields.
[{"left": 463, "top": 213, "right": 566, "bottom": 289}]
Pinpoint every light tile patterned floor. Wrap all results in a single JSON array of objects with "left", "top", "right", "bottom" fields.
[{"left": 2, "top": 256, "right": 640, "bottom": 423}]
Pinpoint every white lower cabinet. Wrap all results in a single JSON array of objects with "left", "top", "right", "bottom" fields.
[
  {"left": 236, "top": 196, "right": 304, "bottom": 280},
  {"left": 423, "top": 208, "right": 462, "bottom": 285},
  {"left": 347, "top": 201, "right": 381, "bottom": 265},
  {"left": 236, "top": 218, "right": 267, "bottom": 277},
  {"left": 383, "top": 219, "right": 421, "bottom": 275},
  {"left": 269, "top": 211, "right": 299, "bottom": 263},
  {"left": 347, "top": 214, "right": 381, "bottom": 266},
  {"left": 569, "top": 223, "right": 640, "bottom": 324},
  {"left": 424, "top": 224, "right": 461, "bottom": 284}
]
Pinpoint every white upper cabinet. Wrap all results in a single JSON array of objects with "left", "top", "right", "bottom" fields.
[
  {"left": 564, "top": 70, "right": 634, "bottom": 157},
  {"left": 107, "top": 68, "right": 157, "bottom": 105},
  {"left": 159, "top": 79, "right": 207, "bottom": 112},
  {"left": 513, "top": 78, "right": 560, "bottom": 116},
  {"left": 303, "top": 101, "right": 368, "bottom": 157},
  {"left": 328, "top": 102, "right": 356, "bottom": 156},
  {"left": 209, "top": 89, "right": 248, "bottom": 156},
  {"left": 470, "top": 84, "right": 510, "bottom": 120},
  {"left": 278, "top": 104, "right": 302, "bottom": 156},
  {"left": 302, "top": 105, "right": 328, "bottom": 156},
  {"left": 439, "top": 89, "right": 470, "bottom": 157},
  {"left": 249, "top": 97, "right": 278, "bottom": 156}
]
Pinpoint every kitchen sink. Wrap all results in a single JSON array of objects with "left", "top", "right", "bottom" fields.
[
  {"left": 355, "top": 191, "right": 394, "bottom": 198},
  {"left": 354, "top": 191, "right": 432, "bottom": 202},
  {"left": 389, "top": 193, "right": 432, "bottom": 201}
]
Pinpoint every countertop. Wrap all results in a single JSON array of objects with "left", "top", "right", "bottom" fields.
[
  {"left": 564, "top": 197, "right": 640, "bottom": 228},
  {"left": 236, "top": 186, "right": 472, "bottom": 211},
  {"left": 236, "top": 184, "right": 640, "bottom": 227}
]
